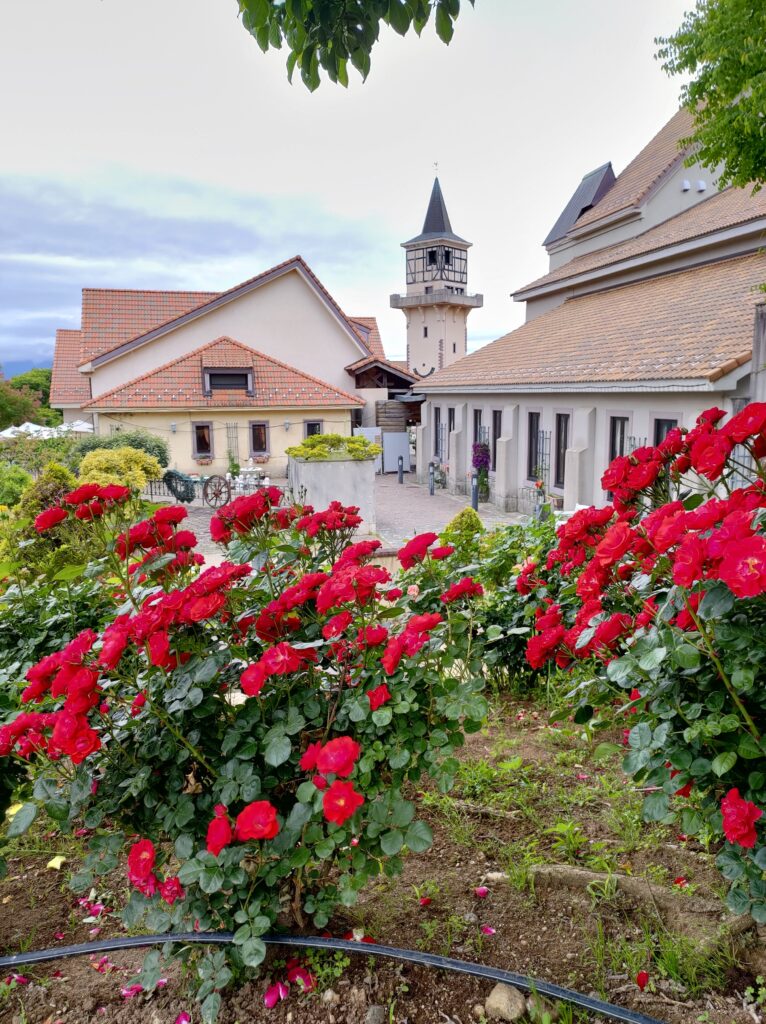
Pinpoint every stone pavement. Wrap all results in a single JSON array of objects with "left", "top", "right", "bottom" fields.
[
  {"left": 373, "top": 474, "right": 525, "bottom": 548},
  {"left": 179, "top": 475, "right": 525, "bottom": 565}
]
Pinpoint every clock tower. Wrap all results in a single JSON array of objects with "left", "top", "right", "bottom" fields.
[{"left": 390, "top": 177, "right": 483, "bottom": 376}]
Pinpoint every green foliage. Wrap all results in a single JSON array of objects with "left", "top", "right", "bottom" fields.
[
  {"left": 0, "top": 462, "right": 94, "bottom": 577},
  {"left": 442, "top": 506, "right": 484, "bottom": 548},
  {"left": 0, "top": 464, "right": 32, "bottom": 507},
  {"left": 657, "top": 0, "right": 766, "bottom": 189},
  {"left": 0, "top": 435, "right": 79, "bottom": 475},
  {"left": 8, "top": 368, "right": 61, "bottom": 426},
  {"left": 78, "top": 446, "right": 163, "bottom": 491},
  {"left": 237, "top": 0, "right": 473, "bottom": 91},
  {"left": 286, "top": 432, "right": 381, "bottom": 461},
  {"left": 0, "top": 378, "right": 37, "bottom": 431},
  {"left": 75, "top": 429, "right": 170, "bottom": 468}
]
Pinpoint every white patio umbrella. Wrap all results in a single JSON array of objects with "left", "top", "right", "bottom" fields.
[
  {"left": 66, "top": 419, "right": 95, "bottom": 433},
  {"left": 15, "top": 421, "right": 46, "bottom": 435},
  {"left": 0, "top": 426, "right": 21, "bottom": 439}
]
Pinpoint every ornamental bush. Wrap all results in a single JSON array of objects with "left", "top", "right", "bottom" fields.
[
  {"left": 78, "top": 445, "right": 163, "bottom": 491},
  {"left": 0, "top": 486, "right": 487, "bottom": 1020},
  {"left": 522, "top": 402, "right": 766, "bottom": 921},
  {"left": 75, "top": 428, "right": 170, "bottom": 468},
  {"left": 0, "top": 463, "right": 32, "bottom": 506},
  {"left": 285, "top": 432, "right": 381, "bottom": 461}
]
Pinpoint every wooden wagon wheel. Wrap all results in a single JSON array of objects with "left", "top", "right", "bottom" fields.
[{"left": 202, "top": 475, "right": 231, "bottom": 509}]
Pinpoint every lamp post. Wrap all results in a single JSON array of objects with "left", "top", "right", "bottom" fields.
[
  {"left": 397, "top": 455, "right": 404, "bottom": 484},
  {"left": 471, "top": 473, "right": 479, "bottom": 511}
]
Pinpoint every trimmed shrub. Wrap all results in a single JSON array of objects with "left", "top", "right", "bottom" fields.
[
  {"left": 78, "top": 446, "right": 162, "bottom": 491},
  {"left": 75, "top": 429, "right": 169, "bottom": 468},
  {"left": 0, "top": 464, "right": 32, "bottom": 507},
  {"left": 286, "top": 433, "right": 381, "bottom": 461}
]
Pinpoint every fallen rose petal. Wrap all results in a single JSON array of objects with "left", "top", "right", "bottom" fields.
[
  {"left": 263, "top": 980, "right": 290, "bottom": 1008},
  {"left": 419, "top": 896, "right": 432, "bottom": 907},
  {"left": 480, "top": 925, "right": 496, "bottom": 935},
  {"left": 474, "top": 886, "right": 489, "bottom": 898},
  {"left": 673, "top": 876, "right": 688, "bottom": 887},
  {"left": 174, "top": 1014, "right": 192, "bottom": 1024},
  {"left": 54, "top": 932, "right": 65, "bottom": 940},
  {"left": 120, "top": 983, "right": 143, "bottom": 998},
  {"left": 636, "top": 970, "right": 649, "bottom": 991}
]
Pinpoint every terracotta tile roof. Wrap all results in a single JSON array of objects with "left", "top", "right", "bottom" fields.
[
  {"left": 516, "top": 186, "right": 766, "bottom": 296},
  {"left": 572, "top": 108, "right": 695, "bottom": 232},
  {"left": 349, "top": 317, "right": 386, "bottom": 359},
  {"left": 84, "top": 336, "right": 364, "bottom": 409},
  {"left": 80, "top": 288, "right": 218, "bottom": 364},
  {"left": 84, "top": 256, "right": 369, "bottom": 368},
  {"left": 345, "top": 354, "right": 417, "bottom": 381},
  {"left": 50, "top": 329, "right": 89, "bottom": 406},
  {"left": 420, "top": 252, "right": 765, "bottom": 389}
]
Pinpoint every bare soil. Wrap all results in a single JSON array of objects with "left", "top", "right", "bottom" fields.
[{"left": 1, "top": 700, "right": 763, "bottom": 1024}]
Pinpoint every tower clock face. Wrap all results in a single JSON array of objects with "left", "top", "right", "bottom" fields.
[{"left": 406, "top": 245, "right": 467, "bottom": 285}]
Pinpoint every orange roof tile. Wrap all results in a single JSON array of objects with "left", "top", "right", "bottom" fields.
[
  {"left": 345, "top": 354, "right": 417, "bottom": 381},
  {"left": 516, "top": 186, "right": 766, "bottom": 296},
  {"left": 349, "top": 317, "right": 386, "bottom": 360},
  {"left": 84, "top": 336, "right": 364, "bottom": 410},
  {"left": 572, "top": 108, "right": 695, "bottom": 232},
  {"left": 80, "top": 288, "right": 218, "bottom": 364},
  {"left": 50, "top": 329, "right": 89, "bottom": 406},
  {"left": 420, "top": 252, "right": 765, "bottom": 389}
]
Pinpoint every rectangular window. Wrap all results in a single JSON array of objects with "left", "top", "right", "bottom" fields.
[
  {"left": 192, "top": 421, "right": 213, "bottom": 458},
  {"left": 447, "top": 407, "right": 455, "bottom": 459},
  {"left": 423, "top": 326, "right": 428, "bottom": 338},
  {"left": 424, "top": 286, "right": 433, "bottom": 294},
  {"left": 428, "top": 249, "right": 437, "bottom": 266},
  {"left": 444, "top": 249, "right": 452, "bottom": 265},
  {"left": 304, "top": 420, "right": 323, "bottom": 437},
  {"left": 473, "top": 408, "right": 483, "bottom": 445},
  {"left": 433, "top": 406, "right": 441, "bottom": 457},
  {"left": 527, "top": 411, "right": 540, "bottom": 480},
  {"left": 653, "top": 418, "right": 678, "bottom": 445},
  {"left": 203, "top": 368, "right": 253, "bottom": 396},
  {"left": 491, "top": 410, "right": 502, "bottom": 471},
  {"left": 554, "top": 413, "right": 570, "bottom": 488},
  {"left": 250, "top": 421, "right": 269, "bottom": 456},
  {"left": 609, "top": 416, "right": 629, "bottom": 462}
]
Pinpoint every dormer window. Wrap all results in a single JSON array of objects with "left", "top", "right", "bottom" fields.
[{"left": 203, "top": 367, "right": 254, "bottom": 397}]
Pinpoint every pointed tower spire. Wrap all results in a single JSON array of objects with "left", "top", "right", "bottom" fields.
[{"left": 422, "top": 178, "right": 453, "bottom": 236}]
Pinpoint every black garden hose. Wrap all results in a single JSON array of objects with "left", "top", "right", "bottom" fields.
[{"left": 0, "top": 931, "right": 666, "bottom": 1024}]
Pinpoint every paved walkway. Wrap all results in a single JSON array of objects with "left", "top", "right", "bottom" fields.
[
  {"left": 373, "top": 474, "right": 525, "bottom": 548},
  {"left": 179, "top": 475, "right": 525, "bottom": 564}
]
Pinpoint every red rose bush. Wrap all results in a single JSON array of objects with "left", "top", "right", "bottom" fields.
[
  {"left": 0, "top": 486, "right": 487, "bottom": 1019},
  {"left": 521, "top": 402, "right": 766, "bottom": 921}
]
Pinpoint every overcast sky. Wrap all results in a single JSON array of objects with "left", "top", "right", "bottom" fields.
[{"left": 0, "top": 0, "right": 691, "bottom": 376}]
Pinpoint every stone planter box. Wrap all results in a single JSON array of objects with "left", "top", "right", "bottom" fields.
[{"left": 288, "top": 456, "right": 376, "bottom": 534}]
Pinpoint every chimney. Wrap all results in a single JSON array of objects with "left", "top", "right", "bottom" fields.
[{"left": 752, "top": 303, "right": 766, "bottom": 403}]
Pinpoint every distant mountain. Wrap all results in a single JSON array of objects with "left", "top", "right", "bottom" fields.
[{"left": 1, "top": 359, "right": 52, "bottom": 378}]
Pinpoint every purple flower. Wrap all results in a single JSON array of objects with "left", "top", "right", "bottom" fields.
[{"left": 472, "top": 442, "right": 490, "bottom": 471}]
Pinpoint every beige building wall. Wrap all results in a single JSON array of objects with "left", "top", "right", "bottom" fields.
[
  {"left": 406, "top": 304, "right": 468, "bottom": 376},
  {"left": 92, "top": 408, "right": 354, "bottom": 477},
  {"left": 87, "top": 270, "right": 368, "bottom": 398}
]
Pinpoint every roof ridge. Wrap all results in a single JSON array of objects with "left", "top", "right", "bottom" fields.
[
  {"left": 82, "top": 256, "right": 369, "bottom": 368},
  {"left": 83, "top": 335, "right": 363, "bottom": 408}
]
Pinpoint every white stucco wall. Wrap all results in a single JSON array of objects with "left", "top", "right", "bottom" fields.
[
  {"left": 420, "top": 385, "right": 747, "bottom": 510},
  {"left": 288, "top": 457, "right": 376, "bottom": 533},
  {"left": 88, "top": 269, "right": 368, "bottom": 398}
]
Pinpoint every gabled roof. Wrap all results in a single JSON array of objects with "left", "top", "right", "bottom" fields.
[
  {"left": 348, "top": 317, "right": 386, "bottom": 360},
  {"left": 50, "top": 329, "right": 89, "bottom": 406},
  {"left": 403, "top": 178, "right": 469, "bottom": 246},
  {"left": 84, "top": 336, "right": 365, "bottom": 410},
  {"left": 420, "top": 252, "right": 765, "bottom": 390},
  {"left": 515, "top": 185, "right": 766, "bottom": 297},
  {"left": 82, "top": 256, "right": 370, "bottom": 369},
  {"left": 345, "top": 354, "right": 417, "bottom": 382},
  {"left": 544, "top": 163, "right": 616, "bottom": 247},
  {"left": 570, "top": 108, "right": 696, "bottom": 234},
  {"left": 81, "top": 288, "right": 218, "bottom": 364}
]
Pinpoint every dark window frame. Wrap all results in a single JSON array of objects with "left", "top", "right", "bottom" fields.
[
  {"left": 527, "top": 410, "right": 541, "bottom": 480},
  {"left": 554, "top": 412, "right": 570, "bottom": 489},
  {"left": 653, "top": 417, "right": 678, "bottom": 446},
  {"left": 447, "top": 407, "right": 455, "bottom": 459},
  {"left": 473, "top": 408, "right": 483, "bottom": 445},
  {"left": 192, "top": 420, "right": 214, "bottom": 458},
  {"left": 608, "top": 415, "right": 630, "bottom": 462},
  {"left": 249, "top": 420, "right": 270, "bottom": 456},
  {"left": 304, "top": 419, "right": 323, "bottom": 438},
  {"left": 491, "top": 409, "right": 502, "bottom": 471},
  {"left": 202, "top": 366, "right": 253, "bottom": 398},
  {"left": 433, "top": 406, "right": 441, "bottom": 457}
]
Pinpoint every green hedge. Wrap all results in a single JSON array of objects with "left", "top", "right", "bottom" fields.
[{"left": 74, "top": 429, "right": 169, "bottom": 468}]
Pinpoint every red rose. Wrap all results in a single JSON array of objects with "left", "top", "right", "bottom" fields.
[
  {"left": 159, "top": 876, "right": 185, "bottom": 905},
  {"left": 397, "top": 532, "right": 438, "bottom": 569},
  {"left": 723, "top": 402, "right": 766, "bottom": 443},
  {"left": 235, "top": 800, "right": 280, "bottom": 841},
  {"left": 67, "top": 724, "right": 102, "bottom": 764},
  {"left": 154, "top": 505, "right": 188, "bottom": 525},
  {"left": 98, "top": 622, "right": 131, "bottom": 669},
  {"left": 383, "top": 588, "right": 403, "bottom": 601},
  {"left": 430, "top": 545, "right": 455, "bottom": 560},
  {"left": 210, "top": 515, "right": 232, "bottom": 544},
  {"left": 240, "top": 663, "right": 266, "bottom": 697},
  {"left": 98, "top": 483, "right": 131, "bottom": 503},
  {"left": 75, "top": 500, "right": 104, "bottom": 521},
  {"left": 721, "top": 788, "right": 763, "bottom": 848},
  {"left": 718, "top": 536, "right": 766, "bottom": 598},
  {"left": 322, "top": 780, "right": 364, "bottom": 825},
  {"left": 322, "top": 611, "right": 354, "bottom": 639},
  {"left": 127, "top": 839, "right": 156, "bottom": 882},
  {"left": 34, "top": 506, "right": 68, "bottom": 532},
  {"left": 381, "top": 635, "right": 407, "bottom": 675},
  {"left": 525, "top": 626, "right": 565, "bottom": 669},
  {"left": 366, "top": 683, "right": 392, "bottom": 711},
  {"left": 181, "top": 591, "right": 227, "bottom": 623},
  {"left": 691, "top": 433, "right": 733, "bottom": 481},
  {"left": 130, "top": 691, "right": 147, "bottom": 717},
  {"left": 300, "top": 741, "right": 323, "bottom": 772},
  {"left": 206, "top": 805, "right": 232, "bottom": 856},
  {"left": 672, "top": 534, "right": 707, "bottom": 588},
  {"left": 594, "top": 522, "right": 635, "bottom": 566},
  {"left": 63, "top": 484, "right": 102, "bottom": 506},
  {"left": 357, "top": 625, "right": 388, "bottom": 648},
  {"left": 316, "top": 736, "right": 361, "bottom": 778},
  {"left": 440, "top": 577, "right": 484, "bottom": 603}
]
